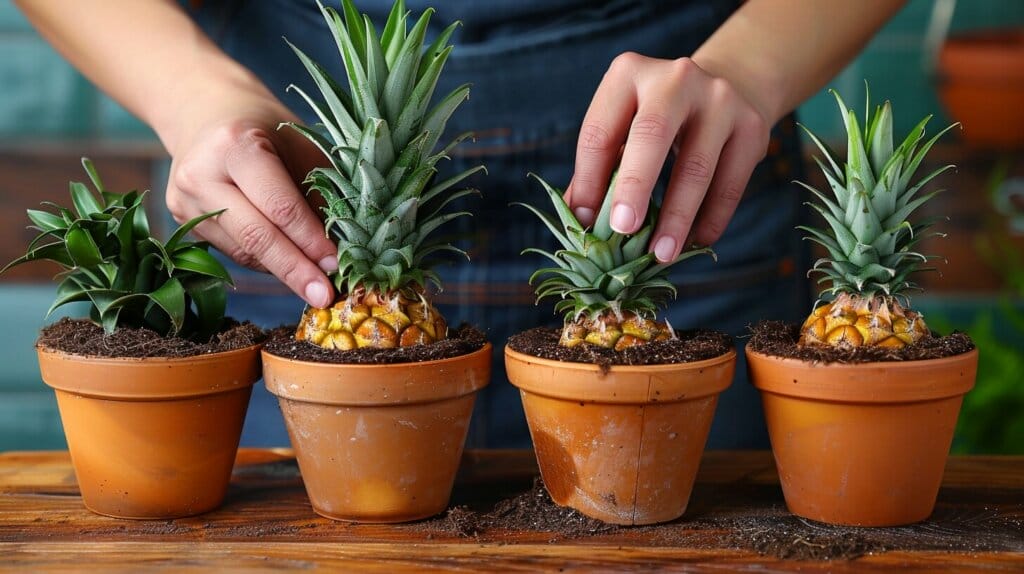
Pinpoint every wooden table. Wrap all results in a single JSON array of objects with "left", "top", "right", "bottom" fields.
[{"left": 1, "top": 449, "right": 1021, "bottom": 572}]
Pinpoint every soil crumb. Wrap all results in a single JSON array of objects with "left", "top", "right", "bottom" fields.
[
  {"left": 426, "top": 478, "right": 615, "bottom": 540},
  {"left": 414, "top": 479, "right": 1022, "bottom": 560},
  {"left": 747, "top": 321, "right": 974, "bottom": 364},
  {"left": 507, "top": 327, "right": 732, "bottom": 369},
  {"left": 262, "top": 324, "right": 487, "bottom": 364},
  {"left": 36, "top": 317, "right": 265, "bottom": 359}
]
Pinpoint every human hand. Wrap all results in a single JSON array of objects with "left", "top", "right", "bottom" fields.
[
  {"left": 567, "top": 53, "right": 772, "bottom": 262},
  {"left": 161, "top": 84, "right": 338, "bottom": 309}
]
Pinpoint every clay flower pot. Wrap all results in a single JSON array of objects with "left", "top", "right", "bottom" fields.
[
  {"left": 505, "top": 347, "right": 735, "bottom": 525},
  {"left": 37, "top": 344, "right": 261, "bottom": 519},
  {"left": 747, "top": 348, "right": 978, "bottom": 526},
  {"left": 937, "top": 28, "right": 1024, "bottom": 148},
  {"left": 263, "top": 344, "right": 491, "bottom": 523}
]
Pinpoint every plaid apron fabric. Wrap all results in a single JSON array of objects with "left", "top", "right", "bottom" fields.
[{"left": 186, "top": 0, "right": 810, "bottom": 448}]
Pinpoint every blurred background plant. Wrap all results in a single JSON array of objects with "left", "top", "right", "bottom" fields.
[{"left": 929, "top": 159, "right": 1024, "bottom": 454}]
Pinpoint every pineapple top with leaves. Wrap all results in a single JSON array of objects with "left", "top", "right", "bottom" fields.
[
  {"left": 1, "top": 158, "right": 232, "bottom": 340},
  {"left": 797, "top": 89, "right": 957, "bottom": 348},
  {"left": 290, "top": 0, "right": 484, "bottom": 351},
  {"left": 519, "top": 174, "right": 714, "bottom": 351}
]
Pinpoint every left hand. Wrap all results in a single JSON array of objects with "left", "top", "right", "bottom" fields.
[{"left": 566, "top": 53, "right": 772, "bottom": 262}]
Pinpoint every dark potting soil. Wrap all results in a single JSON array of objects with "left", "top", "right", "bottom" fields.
[
  {"left": 36, "top": 317, "right": 265, "bottom": 359},
  {"left": 427, "top": 478, "right": 616, "bottom": 539},
  {"left": 506, "top": 327, "right": 733, "bottom": 369},
  {"left": 261, "top": 324, "right": 487, "bottom": 364},
  {"left": 413, "top": 478, "right": 1022, "bottom": 560},
  {"left": 747, "top": 321, "right": 975, "bottom": 364}
]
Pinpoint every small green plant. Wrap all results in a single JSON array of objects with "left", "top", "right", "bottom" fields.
[
  {"left": 518, "top": 173, "right": 713, "bottom": 350},
  {"left": 1, "top": 158, "right": 232, "bottom": 340}
]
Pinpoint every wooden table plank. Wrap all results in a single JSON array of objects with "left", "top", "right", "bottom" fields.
[{"left": 0, "top": 449, "right": 1021, "bottom": 572}]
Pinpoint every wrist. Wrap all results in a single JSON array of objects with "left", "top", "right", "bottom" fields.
[
  {"left": 690, "top": 51, "right": 787, "bottom": 127},
  {"left": 149, "top": 55, "right": 276, "bottom": 156}
]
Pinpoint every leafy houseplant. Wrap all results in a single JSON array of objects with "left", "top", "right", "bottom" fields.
[
  {"left": 260, "top": 0, "right": 490, "bottom": 523},
  {"left": 503, "top": 176, "right": 736, "bottom": 526},
  {"left": 746, "top": 90, "right": 979, "bottom": 526},
  {"left": 2, "top": 158, "right": 262, "bottom": 519}
]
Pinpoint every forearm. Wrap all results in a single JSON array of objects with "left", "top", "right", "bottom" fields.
[
  {"left": 692, "top": 0, "right": 906, "bottom": 124},
  {"left": 14, "top": 0, "right": 273, "bottom": 153}
]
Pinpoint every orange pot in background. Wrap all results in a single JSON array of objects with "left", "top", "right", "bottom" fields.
[
  {"left": 505, "top": 347, "right": 735, "bottom": 525},
  {"left": 938, "top": 28, "right": 1024, "bottom": 148},
  {"left": 37, "top": 345, "right": 261, "bottom": 519},
  {"left": 747, "top": 348, "right": 978, "bottom": 526},
  {"left": 263, "top": 344, "right": 491, "bottom": 523}
]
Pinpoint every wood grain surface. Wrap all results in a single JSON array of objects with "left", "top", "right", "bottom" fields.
[{"left": 1, "top": 449, "right": 1021, "bottom": 572}]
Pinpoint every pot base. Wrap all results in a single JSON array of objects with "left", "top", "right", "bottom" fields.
[
  {"left": 506, "top": 346, "right": 736, "bottom": 526},
  {"left": 264, "top": 343, "right": 492, "bottom": 524},
  {"left": 748, "top": 347, "right": 978, "bottom": 527}
]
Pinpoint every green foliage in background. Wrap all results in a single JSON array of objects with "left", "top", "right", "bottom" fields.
[
  {"left": 1, "top": 158, "right": 232, "bottom": 341},
  {"left": 934, "top": 160, "right": 1024, "bottom": 454}
]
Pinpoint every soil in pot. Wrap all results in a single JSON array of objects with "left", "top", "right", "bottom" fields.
[
  {"left": 37, "top": 318, "right": 265, "bottom": 520},
  {"left": 505, "top": 328, "right": 735, "bottom": 525},
  {"left": 507, "top": 327, "right": 732, "bottom": 368},
  {"left": 746, "top": 321, "right": 978, "bottom": 526},
  {"left": 38, "top": 317, "right": 265, "bottom": 357},
  {"left": 261, "top": 325, "right": 490, "bottom": 523},
  {"left": 747, "top": 320, "right": 975, "bottom": 363}
]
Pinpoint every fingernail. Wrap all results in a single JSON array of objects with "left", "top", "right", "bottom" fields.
[
  {"left": 573, "top": 206, "right": 595, "bottom": 226},
  {"left": 305, "top": 281, "right": 331, "bottom": 308},
  {"left": 653, "top": 236, "right": 677, "bottom": 262},
  {"left": 610, "top": 204, "right": 636, "bottom": 233},
  {"left": 318, "top": 255, "right": 338, "bottom": 273}
]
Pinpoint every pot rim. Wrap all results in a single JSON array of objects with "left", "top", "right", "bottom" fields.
[
  {"left": 262, "top": 342, "right": 492, "bottom": 406},
  {"left": 504, "top": 345, "right": 736, "bottom": 404},
  {"left": 37, "top": 343, "right": 263, "bottom": 400},
  {"left": 746, "top": 347, "right": 978, "bottom": 403}
]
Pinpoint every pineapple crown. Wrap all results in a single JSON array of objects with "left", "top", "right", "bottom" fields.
[
  {"left": 284, "top": 0, "right": 483, "bottom": 296},
  {"left": 798, "top": 87, "right": 957, "bottom": 301},
  {"left": 517, "top": 174, "right": 714, "bottom": 323},
  {"left": 1, "top": 158, "right": 232, "bottom": 340}
]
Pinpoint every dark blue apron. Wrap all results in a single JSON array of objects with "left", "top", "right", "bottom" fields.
[{"left": 184, "top": 0, "right": 810, "bottom": 448}]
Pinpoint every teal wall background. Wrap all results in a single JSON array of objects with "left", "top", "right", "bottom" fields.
[
  {"left": 0, "top": 0, "right": 1022, "bottom": 452},
  {"left": 3, "top": 0, "right": 1024, "bottom": 142}
]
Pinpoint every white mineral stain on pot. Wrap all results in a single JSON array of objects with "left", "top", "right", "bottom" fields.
[
  {"left": 354, "top": 416, "right": 369, "bottom": 440},
  {"left": 397, "top": 420, "right": 418, "bottom": 429}
]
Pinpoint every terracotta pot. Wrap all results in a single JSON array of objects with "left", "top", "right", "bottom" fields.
[
  {"left": 37, "top": 344, "right": 261, "bottom": 519},
  {"left": 937, "top": 28, "right": 1024, "bottom": 148},
  {"left": 263, "top": 343, "right": 491, "bottom": 523},
  {"left": 505, "top": 346, "right": 735, "bottom": 525},
  {"left": 747, "top": 348, "right": 978, "bottom": 526}
]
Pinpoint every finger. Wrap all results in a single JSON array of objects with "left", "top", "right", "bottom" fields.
[
  {"left": 612, "top": 62, "right": 696, "bottom": 234},
  {"left": 207, "top": 182, "right": 335, "bottom": 308},
  {"left": 225, "top": 128, "right": 338, "bottom": 273},
  {"left": 190, "top": 218, "right": 269, "bottom": 274},
  {"left": 569, "top": 52, "right": 644, "bottom": 227},
  {"left": 650, "top": 112, "right": 731, "bottom": 262},
  {"left": 688, "top": 111, "right": 769, "bottom": 246}
]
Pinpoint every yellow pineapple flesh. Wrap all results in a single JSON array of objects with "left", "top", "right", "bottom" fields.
[
  {"left": 798, "top": 293, "right": 929, "bottom": 349},
  {"left": 560, "top": 311, "right": 674, "bottom": 351},
  {"left": 296, "top": 289, "right": 447, "bottom": 350}
]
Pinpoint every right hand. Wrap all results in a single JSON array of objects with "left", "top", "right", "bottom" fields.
[{"left": 161, "top": 84, "right": 338, "bottom": 309}]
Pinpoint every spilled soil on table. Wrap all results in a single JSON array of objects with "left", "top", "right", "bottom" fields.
[{"left": 411, "top": 478, "right": 1024, "bottom": 560}]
